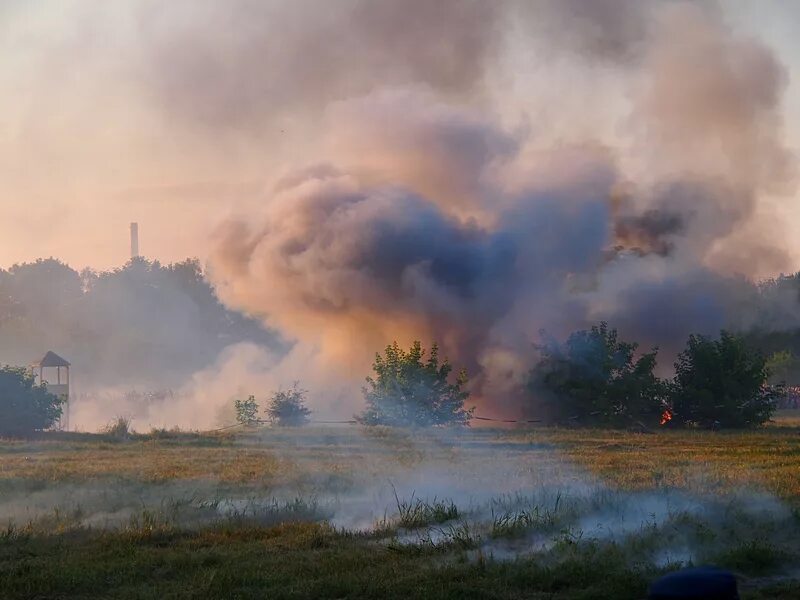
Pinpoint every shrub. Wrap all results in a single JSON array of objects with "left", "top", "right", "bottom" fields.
[
  {"left": 0, "top": 366, "right": 64, "bottom": 436},
  {"left": 103, "top": 416, "right": 133, "bottom": 439},
  {"left": 266, "top": 384, "right": 311, "bottom": 427},
  {"left": 234, "top": 395, "right": 260, "bottom": 425},
  {"left": 528, "top": 323, "right": 667, "bottom": 427},
  {"left": 358, "top": 341, "right": 473, "bottom": 427},
  {"left": 669, "top": 331, "right": 781, "bottom": 428}
]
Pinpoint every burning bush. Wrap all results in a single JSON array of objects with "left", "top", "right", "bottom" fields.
[
  {"left": 266, "top": 384, "right": 311, "bottom": 427},
  {"left": 358, "top": 341, "right": 473, "bottom": 427},
  {"left": 528, "top": 323, "right": 667, "bottom": 427},
  {"left": 668, "top": 331, "right": 781, "bottom": 429},
  {"left": 0, "top": 366, "right": 64, "bottom": 436}
]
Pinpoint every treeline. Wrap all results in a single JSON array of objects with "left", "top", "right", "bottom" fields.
[
  {"left": 0, "top": 257, "right": 281, "bottom": 387},
  {"left": 530, "top": 324, "right": 780, "bottom": 429},
  {"left": 0, "top": 328, "right": 786, "bottom": 435},
  {"left": 341, "top": 329, "right": 782, "bottom": 430}
]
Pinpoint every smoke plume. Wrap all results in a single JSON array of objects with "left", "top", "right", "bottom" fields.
[{"left": 204, "top": 1, "right": 796, "bottom": 418}]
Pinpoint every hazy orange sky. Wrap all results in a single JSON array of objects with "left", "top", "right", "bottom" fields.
[{"left": 1, "top": 0, "right": 799, "bottom": 273}]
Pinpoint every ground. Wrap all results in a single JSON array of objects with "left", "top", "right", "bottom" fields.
[{"left": 0, "top": 413, "right": 799, "bottom": 599}]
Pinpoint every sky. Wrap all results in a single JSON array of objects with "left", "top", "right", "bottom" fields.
[{"left": 0, "top": 0, "right": 798, "bottom": 273}]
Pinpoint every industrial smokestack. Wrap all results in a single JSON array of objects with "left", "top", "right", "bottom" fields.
[{"left": 130, "top": 222, "right": 139, "bottom": 259}]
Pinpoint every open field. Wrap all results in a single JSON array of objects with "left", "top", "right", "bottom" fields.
[{"left": 1, "top": 416, "right": 799, "bottom": 599}]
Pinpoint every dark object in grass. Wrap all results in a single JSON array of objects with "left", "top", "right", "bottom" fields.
[{"left": 648, "top": 567, "right": 739, "bottom": 599}]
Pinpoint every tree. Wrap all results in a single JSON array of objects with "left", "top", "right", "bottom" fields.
[
  {"left": 0, "top": 259, "right": 84, "bottom": 366},
  {"left": 358, "top": 341, "right": 473, "bottom": 427},
  {"left": 0, "top": 367, "right": 64, "bottom": 436},
  {"left": 0, "top": 256, "right": 282, "bottom": 389},
  {"left": 528, "top": 323, "right": 667, "bottom": 427},
  {"left": 669, "top": 331, "right": 780, "bottom": 429},
  {"left": 234, "top": 395, "right": 260, "bottom": 425},
  {"left": 266, "top": 383, "right": 311, "bottom": 427}
]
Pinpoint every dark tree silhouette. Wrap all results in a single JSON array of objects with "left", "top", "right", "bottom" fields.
[
  {"left": 528, "top": 322, "right": 667, "bottom": 427},
  {"left": 669, "top": 331, "right": 780, "bottom": 429},
  {"left": 0, "top": 366, "right": 64, "bottom": 436}
]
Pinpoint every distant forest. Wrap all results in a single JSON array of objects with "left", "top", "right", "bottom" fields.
[
  {"left": 3, "top": 257, "right": 800, "bottom": 391},
  {"left": 0, "top": 258, "right": 282, "bottom": 388}
]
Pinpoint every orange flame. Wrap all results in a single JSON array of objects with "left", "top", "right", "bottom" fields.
[{"left": 660, "top": 409, "right": 673, "bottom": 426}]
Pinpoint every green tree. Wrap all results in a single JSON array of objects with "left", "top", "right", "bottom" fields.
[
  {"left": 528, "top": 323, "right": 667, "bottom": 427},
  {"left": 358, "top": 341, "right": 473, "bottom": 427},
  {"left": 266, "top": 383, "right": 311, "bottom": 427},
  {"left": 0, "top": 367, "right": 64, "bottom": 436},
  {"left": 234, "top": 395, "right": 260, "bottom": 425},
  {"left": 0, "top": 256, "right": 282, "bottom": 389},
  {"left": 669, "top": 331, "right": 780, "bottom": 429}
]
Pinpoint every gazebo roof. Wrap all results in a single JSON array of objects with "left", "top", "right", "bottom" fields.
[{"left": 37, "top": 351, "right": 70, "bottom": 368}]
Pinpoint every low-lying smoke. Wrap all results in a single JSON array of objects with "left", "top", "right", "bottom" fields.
[{"left": 1, "top": 428, "right": 795, "bottom": 572}]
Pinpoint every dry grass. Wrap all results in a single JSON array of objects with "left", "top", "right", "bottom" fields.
[
  {"left": 2, "top": 418, "right": 799, "bottom": 496},
  {"left": 0, "top": 415, "right": 798, "bottom": 598},
  {"left": 523, "top": 424, "right": 800, "bottom": 500},
  {"left": 0, "top": 443, "right": 288, "bottom": 483}
]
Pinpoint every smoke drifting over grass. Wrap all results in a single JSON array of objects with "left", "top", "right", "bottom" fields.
[{"left": 1, "top": 427, "right": 796, "bottom": 577}]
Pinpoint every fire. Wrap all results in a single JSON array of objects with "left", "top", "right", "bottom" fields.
[{"left": 660, "top": 409, "right": 673, "bottom": 426}]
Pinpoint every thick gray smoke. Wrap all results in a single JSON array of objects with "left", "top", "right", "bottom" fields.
[
  {"left": 202, "top": 1, "right": 796, "bottom": 416},
  {"left": 522, "top": 0, "right": 652, "bottom": 63}
]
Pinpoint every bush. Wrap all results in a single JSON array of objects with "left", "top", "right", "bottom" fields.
[
  {"left": 102, "top": 416, "right": 133, "bottom": 439},
  {"left": 358, "top": 341, "right": 473, "bottom": 427},
  {"left": 0, "top": 366, "right": 64, "bottom": 436},
  {"left": 669, "top": 331, "right": 780, "bottom": 428},
  {"left": 266, "top": 384, "right": 311, "bottom": 427},
  {"left": 234, "top": 395, "right": 260, "bottom": 425},
  {"left": 528, "top": 323, "right": 667, "bottom": 427}
]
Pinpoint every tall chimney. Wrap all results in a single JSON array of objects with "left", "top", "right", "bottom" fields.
[{"left": 130, "top": 222, "right": 139, "bottom": 259}]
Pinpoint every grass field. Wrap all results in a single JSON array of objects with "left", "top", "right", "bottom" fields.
[{"left": 0, "top": 414, "right": 799, "bottom": 599}]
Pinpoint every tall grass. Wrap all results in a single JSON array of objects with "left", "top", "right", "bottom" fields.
[
  {"left": 101, "top": 416, "right": 132, "bottom": 440},
  {"left": 392, "top": 486, "right": 459, "bottom": 529}
]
